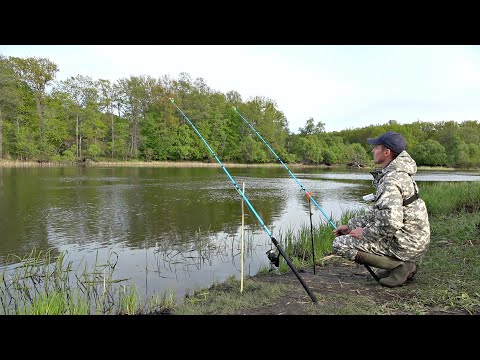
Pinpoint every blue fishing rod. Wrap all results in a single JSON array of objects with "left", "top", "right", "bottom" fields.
[
  {"left": 234, "top": 107, "right": 336, "bottom": 228},
  {"left": 169, "top": 98, "right": 318, "bottom": 302},
  {"left": 233, "top": 107, "right": 379, "bottom": 282}
]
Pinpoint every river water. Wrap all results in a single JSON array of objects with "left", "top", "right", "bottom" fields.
[{"left": 1, "top": 166, "right": 478, "bottom": 302}]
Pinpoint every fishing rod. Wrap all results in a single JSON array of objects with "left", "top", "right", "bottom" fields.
[
  {"left": 233, "top": 107, "right": 336, "bottom": 229},
  {"left": 168, "top": 98, "right": 318, "bottom": 303},
  {"left": 233, "top": 107, "right": 379, "bottom": 282}
]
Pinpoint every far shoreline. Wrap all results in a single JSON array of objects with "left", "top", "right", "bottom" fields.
[
  {"left": 0, "top": 159, "right": 475, "bottom": 171},
  {"left": 0, "top": 159, "right": 334, "bottom": 169}
]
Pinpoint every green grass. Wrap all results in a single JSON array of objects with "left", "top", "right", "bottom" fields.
[
  {"left": 172, "top": 276, "right": 296, "bottom": 315},
  {"left": 421, "top": 182, "right": 480, "bottom": 216}
]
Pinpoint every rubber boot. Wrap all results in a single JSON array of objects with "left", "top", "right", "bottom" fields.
[
  {"left": 354, "top": 251, "right": 415, "bottom": 286},
  {"left": 354, "top": 251, "right": 403, "bottom": 270},
  {"left": 377, "top": 264, "right": 417, "bottom": 282},
  {"left": 376, "top": 269, "right": 391, "bottom": 279},
  {"left": 379, "top": 262, "right": 417, "bottom": 288}
]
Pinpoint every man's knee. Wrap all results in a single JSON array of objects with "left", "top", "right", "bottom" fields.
[
  {"left": 332, "top": 238, "right": 339, "bottom": 254},
  {"left": 332, "top": 237, "right": 345, "bottom": 255},
  {"left": 332, "top": 236, "right": 357, "bottom": 261}
]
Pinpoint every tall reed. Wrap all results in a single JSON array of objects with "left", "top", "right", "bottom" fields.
[{"left": 0, "top": 248, "right": 175, "bottom": 315}]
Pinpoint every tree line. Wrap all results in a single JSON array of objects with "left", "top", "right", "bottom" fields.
[{"left": 1, "top": 55, "right": 479, "bottom": 168}]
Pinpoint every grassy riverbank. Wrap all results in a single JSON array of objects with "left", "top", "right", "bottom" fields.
[{"left": 1, "top": 181, "right": 479, "bottom": 315}]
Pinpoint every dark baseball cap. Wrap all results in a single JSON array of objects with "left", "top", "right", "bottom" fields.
[{"left": 367, "top": 131, "right": 406, "bottom": 154}]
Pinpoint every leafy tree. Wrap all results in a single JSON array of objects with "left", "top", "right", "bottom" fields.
[
  {"left": 292, "top": 136, "right": 323, "bottom": 164},
  {"left": 9, "top": 56, "right": 58, "bottom": 154},
  {"left": 97, "top": 79, "right": 122, "bottom": 160},
  {"left": 43, "top": 95, "right": 71, "bottom": 158},
  {"left": 458, "top": 120, "right": 480, "bottom": 146},
  {"left": 465, "top": 143, "right": 480, "bottom": 168},
  {"left": 116, "top": 75, "right": 155, "bottom": 159},
  {"left": 0, "top": 56, "right": 23, "bottom": 159},
  {"left": 452, "top": 140, "right": 470, "bottom": 168},
  {"left": 410, "top": 139, "right": 447, "bottom": 166},
  {"left": 433, "top": 120, "right": 460, "bottom": 155},
  {"left": 226, "top": 90, "right": 242, "bottom": 103},
  {"left": 321, "top": 134, "right": 348, "bottom": 164},
  {"left": 237, "top": 135, "right": 268, "bottom": 163},
  {"left": 345, "top": 143, "right": 370, "bottom": 167},
  {"left": 298, "top": 117, "right": 325, "bottom": 135},
  {"left": 236, "top": 96, "right": 289, "bottom": 163},
  {"left": 55, "top": 75, "right": 99, "bottom": 159}
]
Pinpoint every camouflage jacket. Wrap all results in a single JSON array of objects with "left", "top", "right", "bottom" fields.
[{"left": 348, "top": 151, "right": 431, "bottom": 262}]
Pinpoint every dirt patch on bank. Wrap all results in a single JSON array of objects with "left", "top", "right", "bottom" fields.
[{"left": 235, "top": 256, "right": 468, "bottom": 315}]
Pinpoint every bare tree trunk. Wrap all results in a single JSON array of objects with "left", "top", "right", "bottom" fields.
[
  {"left": 15, "top": 117, "right": 20, "bottom": 160},
  {"left": 132, "top": 117, "right": 137, "bottom": 159},
  {"left": 36, "top": 96, "right": 45, "bottom": 147},
  {"left": 111, "top": 111, "right": 114, "bottom": 161},
  {"left": 129, "top": 113, "right": 138, "bottom": 159},
  {"left": 130, "top": 134, "right": 134, "bottom": 159},
  {"left": 76, "top": 114, "right": 79, "bottom": 158}
]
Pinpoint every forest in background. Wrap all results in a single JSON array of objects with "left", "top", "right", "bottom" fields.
[{"left": 1, "top": 55, "right": 479, "bottom": 168}]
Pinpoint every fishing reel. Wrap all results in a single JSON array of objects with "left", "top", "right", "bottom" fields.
[{"left": 266, "top": 249, "right": 280, "bottom": 268}]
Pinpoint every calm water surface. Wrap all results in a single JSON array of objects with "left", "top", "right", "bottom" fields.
[{"left": 1, "top": 166, "right": 478, "bottom": 302}]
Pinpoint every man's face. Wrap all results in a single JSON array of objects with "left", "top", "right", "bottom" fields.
[{"left": 372, "top": 144, "right": 389, "bottom": 165}]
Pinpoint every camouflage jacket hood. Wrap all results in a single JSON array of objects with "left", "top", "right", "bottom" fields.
[
  {"left": 370, "top": 151, "right": 417, "bottom": 189},
  {"left": 348, "top": 151, "right": 430, "bottom": 262}
]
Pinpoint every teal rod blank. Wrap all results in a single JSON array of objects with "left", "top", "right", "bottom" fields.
[{"left": 169, "top": 98, "right": 318, "bottom": 302}]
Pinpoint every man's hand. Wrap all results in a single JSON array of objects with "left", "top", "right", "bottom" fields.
[
  {"left": 349, "top": 227, "right": 364, "bottom": 240},
  {"left": 333, "top": 224, "right": 351, "bottom": 237}
]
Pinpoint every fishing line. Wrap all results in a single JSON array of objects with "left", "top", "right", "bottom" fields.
[
  {"left": 169, "top": 98, "right": 318, "bottom": 302},
  {"left": 233, "top": 107, "right": 378, "bottom": 281},
  {"left": 233, "top": 107, "right": 336, "bottom": 229}
]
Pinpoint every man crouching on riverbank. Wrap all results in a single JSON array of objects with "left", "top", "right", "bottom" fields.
[{"left": 332, "top": 131, "right": 430, "bottom": 287}]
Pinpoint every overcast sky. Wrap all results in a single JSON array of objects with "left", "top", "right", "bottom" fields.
[{"left": 1, "top": 45, "right": 479, "bottom": 133}]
